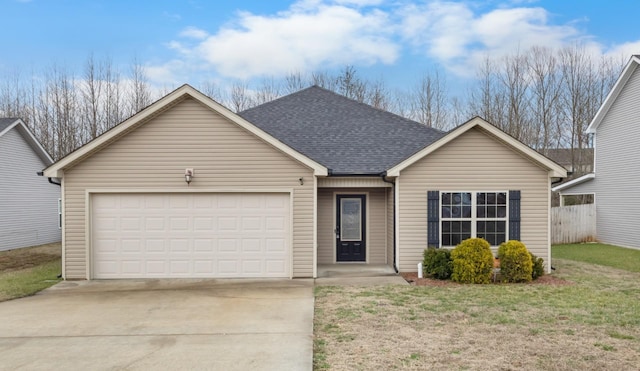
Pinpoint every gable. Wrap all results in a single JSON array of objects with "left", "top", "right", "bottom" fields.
[
  {"left": 388, "top": 117, "right": 566, "bottom": 178},
  {"left": 0, "top": 119, "right": 53, "bottom": 166},
  {"left": 588, "top": 55, "right": 640, "bottom": 133},
  {"left": 403, "top": 126, "right": 549, "bottom": 180},
  {"left": 44, "top": 85, "right": 327, "bottom": 178},
  {"left": 66, "top": 97, "right": 316, "bottom": 178}
]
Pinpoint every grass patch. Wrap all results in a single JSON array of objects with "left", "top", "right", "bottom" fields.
[
  {"left": 0, "top": 260, "right": 62, "bottom": 301},
  {"left": 0, "top": 243, "right": 62, "bottom": 302},
  {"left": 552, "top": 243, "right": 640, "bottom": 273},
  {"left": 314, "top": 245, "right": 640, "bottom": 370}
]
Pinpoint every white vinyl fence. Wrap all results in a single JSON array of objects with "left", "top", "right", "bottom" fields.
[{"left": 551, "top": 204, "right": 596, "bottom": 244}]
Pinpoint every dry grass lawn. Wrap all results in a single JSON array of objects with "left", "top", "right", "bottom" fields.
[
  {"left": 314, "top": 258, "right": 640, "bottom": 370},
  {"left": 0, "top": 242, "right": 62, "bottom": 301}
]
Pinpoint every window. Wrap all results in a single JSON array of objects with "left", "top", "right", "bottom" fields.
[{"left": 440, "top": 191, "right": 507, "bottom": 247}]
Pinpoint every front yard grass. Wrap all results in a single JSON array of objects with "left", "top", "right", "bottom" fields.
[
  {"left": 552, "top": 243, "right": 640, "bottom": 273},
  {"left": 0, "top": 243, "right": 62, "bottom": 302},
  {"left": 314, "top": 244, "right": 640, "bottom": 370}
]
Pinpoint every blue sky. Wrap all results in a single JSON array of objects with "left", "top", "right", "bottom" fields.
[{"left": 3, "top": 0, "right": 640, "bottom": 96}]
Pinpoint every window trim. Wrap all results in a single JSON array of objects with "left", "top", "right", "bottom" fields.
[{"left": 439, "top": 191, "right": 509, "bottom": 247}]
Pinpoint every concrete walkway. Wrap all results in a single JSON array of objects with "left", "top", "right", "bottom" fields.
[
  {"left": 0, "top": 279, "right": 314, "bottom": 371},
  {"left": 315, "top": 264, "right": 410, "bottom": 286}
]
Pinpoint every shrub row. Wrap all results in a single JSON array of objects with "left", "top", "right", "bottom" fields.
[{"left": 422, "top": 238, "right": 544, "bottom": 284}]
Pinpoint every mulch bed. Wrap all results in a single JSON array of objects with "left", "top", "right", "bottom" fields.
[{"left": 401, "top": 272, "right": 573, "bottom": 286}]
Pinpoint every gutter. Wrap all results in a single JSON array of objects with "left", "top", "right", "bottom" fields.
[
  {"left": 380, "top": 171, "right": 399, "bottom": 274},
  {"left": 37, "top": 171, "right": 61, "bottom": 186}
]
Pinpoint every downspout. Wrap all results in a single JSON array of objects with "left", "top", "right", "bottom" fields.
[
  {"left": 37, "top": 171, "right": 61, "bottom": 186},
  {"left": 38, "top": 171, "right": 62, "bottom": 279},
  {"left": 380, "top": 172, "right": 399, "bottom": 273}
]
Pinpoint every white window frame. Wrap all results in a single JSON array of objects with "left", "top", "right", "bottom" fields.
[{"left": 440, "top": 191, "right": 509, "bottom": 247}]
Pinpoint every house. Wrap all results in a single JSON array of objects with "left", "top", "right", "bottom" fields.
[
  {"left": 43, "top": 85, "right": 566, "bottom": 279},
  {"left": 544, "top": 148, "right": 594, "bottom": 174},
  {"left": 0, "top": 118, "right": 61, "bottom": 251},
  {"left": 553, "top": 55, "right": 640, "bottom": 249}
]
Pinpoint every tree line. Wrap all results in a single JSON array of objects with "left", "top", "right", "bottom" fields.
[{"left": 0, "top": 45, "right": 624, "bottom": 174}]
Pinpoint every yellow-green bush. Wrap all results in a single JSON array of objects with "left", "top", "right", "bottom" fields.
[
  {"left": 497, "top": 240, "right": 533, "bottom": 283},
  {"left": 530, "top": 252, "right": 545, "bottom": 280},
  {"left": 451, "top": 238, "right": 494, "bottom": 284}
]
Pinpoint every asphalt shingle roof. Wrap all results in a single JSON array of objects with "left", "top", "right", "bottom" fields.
[{"left": 239, "top": 86, "right": 445, "bottom": 174}]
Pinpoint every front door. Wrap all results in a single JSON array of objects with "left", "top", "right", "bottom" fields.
[{"left": 336, "top": 195, "right": 366, "bottom": 262}]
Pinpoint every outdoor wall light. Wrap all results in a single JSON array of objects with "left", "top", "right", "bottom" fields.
[
  {"left": 299, "top": 177, "right": 304, "bottom": 185},
  {"left": 185, "top": 168, "right": 194, "bottom": 185}
]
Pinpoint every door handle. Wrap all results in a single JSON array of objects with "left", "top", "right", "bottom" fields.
[{"left": 334, "top": 227, "right": 340, "bottom": 239}]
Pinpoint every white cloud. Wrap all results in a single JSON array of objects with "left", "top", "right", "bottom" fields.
[
  {"left": 147, "top": 0, "right": 640, "bottom": 86},
  {"left": 180, "top": 26, "right": 209, "bottom": 40},
  {"left": 605, "top": 41, "right": 640, "bottom": 60},
  {"left": 161, "top": 0, "right": 398, "bottom": 80},
  {"left": 398, "top": 1, "right": 588, "bottom": 76}
]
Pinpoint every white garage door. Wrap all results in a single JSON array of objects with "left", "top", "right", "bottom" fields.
[{"left": 91, "top": 193, "right": 290, "bottom": 279}]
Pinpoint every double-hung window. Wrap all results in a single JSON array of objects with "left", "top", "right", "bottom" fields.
[{"left": 440, "top": 191, "right": 508, "bottom": 247}]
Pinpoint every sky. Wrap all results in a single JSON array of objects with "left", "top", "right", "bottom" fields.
[{"left": 2, "top": 0, "right": 640, "bottom": 96}]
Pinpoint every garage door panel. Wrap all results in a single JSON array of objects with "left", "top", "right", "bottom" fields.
[{"left": 92, "top": 193, "right": 290, "bottom": 279}]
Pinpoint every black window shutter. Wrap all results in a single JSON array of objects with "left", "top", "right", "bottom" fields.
[
  {"left": 427, "top": 191, "right": 440, "bottom": 247},
  {"left": 508, "top": 190, "right": 521, "bottom": 241}
]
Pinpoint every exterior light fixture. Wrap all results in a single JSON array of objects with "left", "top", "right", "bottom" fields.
[
  {"left": 299, "top": 177, "right": 304, "bottom": 185},
  {"left": 185, "top": 168, "right": 194, "bottom": 185}
]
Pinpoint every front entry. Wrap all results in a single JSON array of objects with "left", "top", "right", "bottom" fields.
[{"left": 336, "top": 195, "right": 366, "bottom": 262}]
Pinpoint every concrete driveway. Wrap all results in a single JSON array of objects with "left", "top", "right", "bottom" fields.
[{"left": 0, "top": 279, "right": 313, "bottom": 370}]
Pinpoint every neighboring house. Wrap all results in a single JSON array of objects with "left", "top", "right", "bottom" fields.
[
  {"left": 43, "top": 85, "right": 566, "bottom": 280},
  {"left": 544, "top": 148, "right": 594, "bottom": 174},
  {"left": 0, "top": 118, "right": 61, "bottom": 251},
  {"left": 554, "top": 55, "right": 640, "bottom": 249}
]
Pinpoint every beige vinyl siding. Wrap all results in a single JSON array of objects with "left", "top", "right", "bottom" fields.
[
  {"left": 592, "top": 66, "right": 640, "bottom": 249},
  {"left": 386, "top": 187, "right": 394, "bottom": 268},
  {"left": 63, "top": 97, "right": 314, "bottom": 279},
  {"left": 316, "top": 188, "right": 387, "bottom": 264},
  {"left": 317, "top": 189, "right": 333, "bottom": 264},
  {"left": 398, "top": 127, "right": 550, "bottom": 272}
]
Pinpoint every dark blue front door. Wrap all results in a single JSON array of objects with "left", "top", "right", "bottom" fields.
[{"left": 336, "top": 195, "right": 366, "bottom": 262}]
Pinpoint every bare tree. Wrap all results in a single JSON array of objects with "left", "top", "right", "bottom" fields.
[
  {"left": 127, "top": 57, "right": 151, "bottom": 116},
  {"left": 254, "top": 77, "right": 282, "bottom": 105},
  {"left": 228, "top": 80, "right": 253, "bottom": 112},
  {"left": 527, "top": 46, "right": 563, "bottom": 152},
  {"left": 284, "top": 71, "right": 308, "bottom": 93},
  {"left": 410, "top": 69, "right": 449, "bottom": 129},
  {"left": 80, "top": 53, "right": 105, "bottom": 142}
]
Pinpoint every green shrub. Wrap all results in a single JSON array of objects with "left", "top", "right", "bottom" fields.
[
  {"left": 497, "top": 240, "right": 533, "bottom": 283},
  {"left": 451, "top": 238, "right": 494, "bottom": 284},
  {"left": 423, "top": 247, "right": 453, "bottom": 280},
  {"left": 530, "top": 252, "right": 545, "bottom": 280}
]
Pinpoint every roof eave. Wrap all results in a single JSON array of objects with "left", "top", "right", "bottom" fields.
[
  {"left": 43, "top": 84, "right": 328, "bottom": 178},
  {"left": 552, "top": 173, "right": 595, "bottom": 192},
  {"left": 587, "top": 55, "right": 640, "bottom": 134},
  {"left": 1, "top": 118, "right": 54, "bottom": 166}
]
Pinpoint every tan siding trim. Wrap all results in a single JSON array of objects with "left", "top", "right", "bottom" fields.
[
  {"left": 395, "top": 178, "right": 401, "bottom": 269},
  {"left": 61, "top": 176, "right": 67, "bottom": 279},
  {"left": 318, "top": 177, "right": 392, "bottom": 188},
  {"left": 313, "top": 176, "right": 318, "bottom": 278}
]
